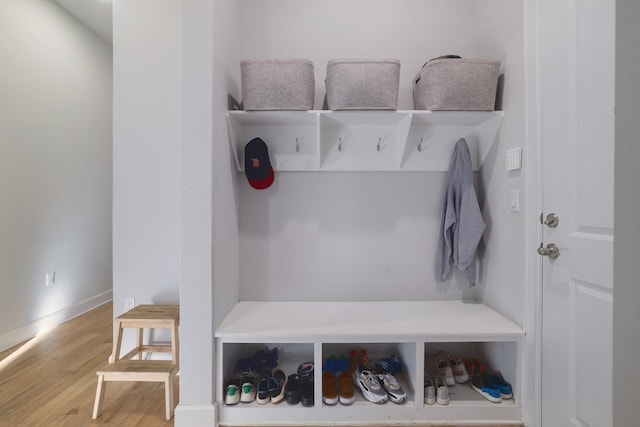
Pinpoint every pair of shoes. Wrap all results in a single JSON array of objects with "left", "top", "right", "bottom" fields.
[
  {"left": 424, "top": 375, "right": 449, "bottom": 405},
  {"left": 376, "top": 354, "right": 403, "bottom": 374},
  {"left": 436, "top": 351, "right": 469, "bottom": 383},
  {"left": 425, "top": 352, "right": 456, "bottom": 386},
  {"left": 349, "top": 349, "right": 388, "bottom": 404},
  {"left": 322, "top": 355, "right": 355, "bottom": 405},
  {"left": 256, "top": 368, "right": 287, "bottom": 404},
  {"left": 225, "top": 372, "right": 258, "bottom": 404},
  {"left": 470, "top": 373, "right": 502, "bottom": 403},
  {"left": 374, "top": 359, "right": 407, "bottom": 404}
]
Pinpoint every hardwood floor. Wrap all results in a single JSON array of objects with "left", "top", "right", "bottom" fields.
[
  {"left": 0, "top": 302, "right": 522, "bottom": 427},
  {"left": 0, "top": 302, "right": 177, "bottom": 427}
]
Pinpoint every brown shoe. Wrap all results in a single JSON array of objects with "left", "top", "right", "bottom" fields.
[
  {"left": 322, "top": 371, "right": 338, "bottom": 405},
  {"left": 338, "top": 371, "right": 356, "bottom": 405}
]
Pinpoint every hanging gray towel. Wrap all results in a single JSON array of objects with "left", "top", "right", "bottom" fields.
[{"left": 436, "top": 138, "right": 486, "bottom": 286}]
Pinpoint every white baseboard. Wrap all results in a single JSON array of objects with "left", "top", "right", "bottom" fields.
[
  {"left": 174, "top": 404, "right": 217, "bottom": 427},
  {"left": 0, "top": 290, "right": 113, "bottom": 352}
]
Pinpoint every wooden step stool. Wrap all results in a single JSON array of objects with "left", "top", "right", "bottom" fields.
[{"left": 92, "top": 304, "right": 179, "bottom": 421}]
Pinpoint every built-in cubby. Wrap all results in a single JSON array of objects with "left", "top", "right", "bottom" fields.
[
  {"left": 215, "top": 300, "right": 523, "bottom": 425},
  {"left": 212, "top": 1, "right": 527, "bottom": 425}
]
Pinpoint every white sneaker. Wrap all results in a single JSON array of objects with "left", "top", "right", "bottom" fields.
[
  {"left": 424, "top": 376, "right": 436, "bottom": 405},
  {"left": 437, "top": 351, "right": 469, "bottom": 383},
  {"left": 435, "top": 376, "right": 450, "bottom": 405},
  {"left": 375, "top": 370, "right": 406, "bottom": 404},
  {"left": 349, "top": 350, "right": 388, "bottom": 404},
  {"left": 425, "top": 353, "right": 455, "bottom": 386}
]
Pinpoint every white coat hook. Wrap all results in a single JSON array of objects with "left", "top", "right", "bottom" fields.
[
  {"left": 296, "top": 137, "right": 300, "bottom": 152},
  {"left": 338, "top": 137, "right": 343, "bottom": 152},
  {"left": 418, "top": 137, "right": 424, "bottom": 152},
  {"left": 377, "top": 137, "right": 382, "bottom": 152}
]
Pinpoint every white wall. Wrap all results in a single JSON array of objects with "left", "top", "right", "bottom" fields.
[
  {"left": 614, "top": 0, "right": 640, "bottom": 424},
  {"left": 0, "top": 0, "right": 113, "bottom": 350},
  {"left": 220, "top": 0, "right": 526, "bottom": 308},
  {"left": 176, "top": 1, "right": 527, "bottom": 422},
  {"left": 474, "top": 1, "right": 527, "bottom": 326},
  {"left": 112, "top": 0, "right": 181, "bottom": 322}
]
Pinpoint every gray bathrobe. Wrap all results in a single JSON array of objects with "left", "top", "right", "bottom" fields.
[{"left": 436, "top": 138, "right": 485, "bottom": 286}]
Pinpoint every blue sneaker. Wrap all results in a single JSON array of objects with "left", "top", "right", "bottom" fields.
[
  {"left": 486, "top": 371, "right": 512, "bottom": 399},
  {"left": 470, "top": 373, "right": 502, "bottom": 403}
]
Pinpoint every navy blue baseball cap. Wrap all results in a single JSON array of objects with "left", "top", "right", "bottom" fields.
[{"left": 244, "top": 137, "right": 274, "bottom": 190}]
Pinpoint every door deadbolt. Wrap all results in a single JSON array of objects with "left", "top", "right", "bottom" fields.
[
  {"left": 540, "top": 212, "right": 559, "bottom": 228},
  {"left": 538, "top": 242, "right": 560, "bottom": 259}
]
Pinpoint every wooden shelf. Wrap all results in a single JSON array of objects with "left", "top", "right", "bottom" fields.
[{"left": 226, "top": 110, "right": 504, "bottom": 172}]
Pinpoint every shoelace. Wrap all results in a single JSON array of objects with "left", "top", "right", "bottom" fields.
[{"left": 361, "top": 370, "right": 381, "bottom": 388}]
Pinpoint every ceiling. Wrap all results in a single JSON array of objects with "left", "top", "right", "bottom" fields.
[{"left": 54, "top": 0, "right": 112, "bottom": 44}]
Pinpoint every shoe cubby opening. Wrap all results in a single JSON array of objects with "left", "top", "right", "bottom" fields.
[
  {"left": 423, "top": 341, "right": 519, "bottom": 407},
  {"left": 321, "top": 342, "right": 417, "bottom": 407},
  {"left": 219, "top": 342, "right": 315, "bottom": 407}
]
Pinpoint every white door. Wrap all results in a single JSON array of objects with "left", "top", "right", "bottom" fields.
[{"left": 538, "top": 0, "right": 615, "bottom": 426}]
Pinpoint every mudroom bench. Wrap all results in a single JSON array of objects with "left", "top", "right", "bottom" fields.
[{"left": 215, "top": 299, "right": 524, "bottom": 426}]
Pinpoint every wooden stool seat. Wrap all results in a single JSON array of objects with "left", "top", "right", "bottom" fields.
[{"left": 92, "top": 305, "right": 179, "bottom": 421}]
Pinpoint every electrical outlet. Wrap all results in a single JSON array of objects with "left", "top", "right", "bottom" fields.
[
  {"left": 124, "top": 297, "right": 135, "bottom": 311},
  {"left": 45, "top": 271, "right": 55, "bottom": 288}
]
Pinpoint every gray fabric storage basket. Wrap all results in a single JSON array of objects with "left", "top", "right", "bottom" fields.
[
  {"left": 326, "top": 59, "right": 401, "bottom": 110},
  {"left": 413, "top": 58, "right": 500, "bottom": 111},
  {"left": 241, "top": 59, "right": 315, "bottom": 110}
]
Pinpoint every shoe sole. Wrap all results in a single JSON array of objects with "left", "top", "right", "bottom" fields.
[
  {"left": 339, "top": 394, "right": 356, "bottom": 405},
  {"left": 322, "top": 395, "right": 339, "bottom": 405}
]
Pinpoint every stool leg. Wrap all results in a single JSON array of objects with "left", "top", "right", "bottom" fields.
[
  {"left": 165, "top": 375, "right": 174, "bottom": 420},
  {"left": 92, "top": 374, "right": 106, "bottom": 419}
]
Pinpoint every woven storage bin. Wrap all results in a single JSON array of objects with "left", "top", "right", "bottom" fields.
[
  {"left": 413, "top": 58, "right": 500, "bottom": 111},
  {"left": 241, "top": 59, "right": 315, "bottom": 110},
  {"left": 326, "top": 59, "right": 401, "bottom": 110}
]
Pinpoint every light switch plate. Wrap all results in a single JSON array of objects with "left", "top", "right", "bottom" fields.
[
  {"left": 510, "top": 190, "right": 520, "bottom": 212},
  {"left": 506, "top": 148, "right": 522, "bottom": 171}
]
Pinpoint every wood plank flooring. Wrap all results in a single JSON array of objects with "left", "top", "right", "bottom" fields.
[
  {"left": 0, "top": 302, "right": 176, "bottom": 427},
  {"left": 0, "top": 302, "right": 523, "bottom": 427}
]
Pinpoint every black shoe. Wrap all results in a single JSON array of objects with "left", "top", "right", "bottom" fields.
[
  {"left": 285, "top": 374, "right": 301, "bottom": 405},
  {"left": 297, "top": 361, "right": 314, "bottom": 377},
  {"left": 301, "top": 375, "right": 314, "bottom": 407},
  {"left": 256, "top": 369, "right": 271, "bottom": 404},
  {"left": 269, "top": 369, "right": 287, "bottom": 403}
]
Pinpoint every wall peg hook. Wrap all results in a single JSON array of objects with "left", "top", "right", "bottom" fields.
[
  {"left": 338, "top": 137, "right": 343, "bottom": 152},
  {"left": 377, "top": 137, "right": 382, "bottom": 152},
  {"left": 296, "top": 137, "right": 300, "bottom": 152},
  {"left": 418, "top": 137, "right": 424, "bottom": 152}
]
